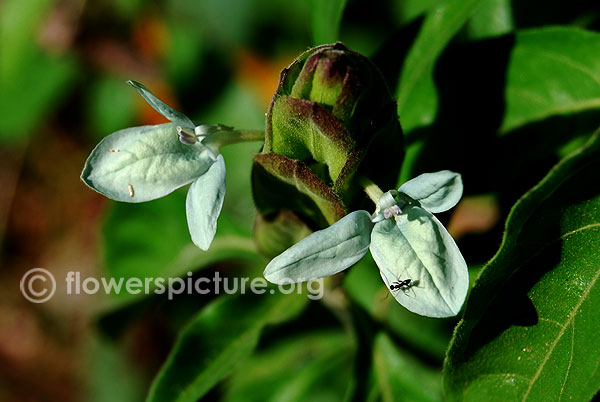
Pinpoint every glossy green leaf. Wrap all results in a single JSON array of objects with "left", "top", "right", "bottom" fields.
[
  {"left": 264, "top": 210, "right": 374, "bottom": 284},
  {"left": 127, "top": 80, "right": 195, "bottom": 128},
  {"left": 395, "top": 0, "right": 484, "bottom": 133},
  {"left": 398, "top": 170, "right": 463, "bottom": 213},
  {"left": 465, "top": 0, "right": 513, "bottom": 39},
  {"left": 82, "top": 123, "right": 215, "bottom": 202},
  {"left": 186, "top": 155, "right": 226, "bottom": 250},
  {"left": 224, "top": 331, "right": 354, "bottom": 402},
  {"left": 373, "top": 333, "right": 443, "bottom": 402},
  {"left": 146, "top": 292, "right": 307, "bottom": 402},
  {"left": 370, "top": 206, "right": 469, "bottom": 317},
  {"left": 500, "top": 27, "right": 600, "bottom": 134},
  {"left": 310, "top": 0, "right": 347, "bottom": 45},
  {"left": 444, "top": 130, "right": 600, "bottom": 401}
]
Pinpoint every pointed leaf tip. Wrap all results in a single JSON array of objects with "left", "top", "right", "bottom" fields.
[
  {"left": 398, "top": 170, "right": 463, "bottom": 213},
  {"left": 186, "top": 155, "right": 226, "bottom": 250},
  {"left": 127, "top": 80, "right": 195, "bottom": 128},
  {"left": 264, "top": 210, "right": 374, "bottom": 284}
]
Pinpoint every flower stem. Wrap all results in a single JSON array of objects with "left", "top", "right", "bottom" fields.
[
  {"left": 359, "top": 177, "right": 384, "bottom": 205},
  {"left": 203, "top": 129, "right": 265, "bottom": 148}
]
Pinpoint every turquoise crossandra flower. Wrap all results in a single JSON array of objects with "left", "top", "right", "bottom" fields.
[
  {"left": 81, "top": 81, "right": 228, "bottom": 250},
  {"left": 263, "top": 171, "right": 469, "bottom": 317}
]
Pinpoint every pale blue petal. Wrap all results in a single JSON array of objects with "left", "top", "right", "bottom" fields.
[
  {"left": 398, "top": 170, "right": 463, "bottom": 213},
  {"left": 82, "top": 123, "right": 215, "bottom": 202},
  {"left": 264, "top": 210, "right": 374, "bottom": 284},
  {"left": 369, "top": 205, "right": 469, "bottom": 317},
  {"left": 186, "top": 155, "right": 226, "bottom": 250},
  {"left": 127, "top": 80, "right": 195, "bottom": 129}
]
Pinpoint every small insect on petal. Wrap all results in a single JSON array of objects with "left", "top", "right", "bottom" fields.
[
  {"left": 128, "top": 184, "right": 134, "bottom": 198},
  {"left": 108, "top": 149, "right": 120, "bottom": 152},
  {"left": 390, "top": 278, "right": 418, "bottom": 297},
  {"left": 389, "top": 278, "right": 411, "bottom": 290}
]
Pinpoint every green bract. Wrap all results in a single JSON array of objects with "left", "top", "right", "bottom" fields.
[
  {"left": 252, "top": 43, "right": 404, "bottom": 257},
  {"left": 81, "top": 81, "right": 228, "bottom": 250},
  {"left": 264, "top": 171, "right": 469, "bottom": 318}
]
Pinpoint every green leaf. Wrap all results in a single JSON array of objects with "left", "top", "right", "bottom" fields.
[
  {"left": 395, "top": 0, "right": 484, "bottom": 133},
  {"left": 444, "top": 130, "right": 600, "bottom": 401},
  {"left": 398, "top": 170, "right": 463, "bottom": 213},
  {"left": 0, "top": 0, "right": 75, "bottom": 143},
  {"left": 264, "top": 210, "right": 373, "bottom": 284},
  {"left": 100, "top": 190, "right": 263, "bottom": 307},
  {"left": 186, "top": 155, "right": 226, "bottom": 250},
  {"left": 465, "top": 0, "right": 513, "bottom": 40},
  {"left": 86, "top": 76, "right": 136, "bottom": 139},
  {"left": 87, "top": 335, "right": 146, "bottom": 402},
  {"left": 127, "top": 80, "right": 195, "bottom": 128},
  {"left": 392, "top": 0, "right": 445, "bottom": 25},
  {"left": 0, "top": 0, "right": 53, "bottom": 80},
  {"left": 224, "top": 331, "right": 354, "bottom": 402},
  {"left": 373, "top": 333, "right": 443, "bottom": 402},
  {"left": 0, "top": 51, "right": 76, "bottom": 143},
  {"left": 500, "top": 27, "right": 600, "bottom": 134},
  {"left": 165, "top": 20, "right": 206, "bottom": 88},
  {"left": 82, "top": 123, "right": 215, "bottom": 202},
  {"left": 310, "top": 0, "right": 347, "bottom": 45},
  {"left": 370, "top": 206, "right": 469, "bottom": 317},
  {"left": 146, "top": 292, "right": 307, "bottom": 402}
]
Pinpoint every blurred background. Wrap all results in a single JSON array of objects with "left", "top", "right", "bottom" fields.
[{"left": 1, "top": 0, "right": 599, "bottom": 401}]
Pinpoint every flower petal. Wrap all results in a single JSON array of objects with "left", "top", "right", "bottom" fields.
[
  {"left": 127, "top": 80, "right": 195, "bottom": 129},
  {"left": 186, "top": 155, "right": 226, "bottom": 250},
  {"left": 369, "top": 205, "right": 468, "bottom": 317},
  {"left": 81, "top": 123, "right": 215, "bottom": 202},
  {"left": 398, "top": 170, "right": 463, "bottom": 213},
  {"left": 264, "top": 210, "right": 374, "bottom": 284}
]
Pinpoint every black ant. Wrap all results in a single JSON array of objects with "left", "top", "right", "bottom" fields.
[
  {"left": 389, "top": 279, "right": 416, "bottom": 297},
  {"left": 390, "top": 279, "right": 411, "bottom": 290}
]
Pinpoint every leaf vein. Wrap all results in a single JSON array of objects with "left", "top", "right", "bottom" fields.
[
  {"left": 523, "top": 47, "right": 600, "bottom": 86},
  {"left": 521, "top": 223, "right": 600, "bottom": 401},
  {"left": 558, "top": 321, "right": 575, "bottom": 401}
]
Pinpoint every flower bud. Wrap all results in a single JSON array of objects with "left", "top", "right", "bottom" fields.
[{"left": 252, "top": 43, "right": 404, "bottom": 256}]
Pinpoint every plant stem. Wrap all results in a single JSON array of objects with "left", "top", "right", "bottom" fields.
[
  {"left": 359, "top": 177, "right": 384, "bottom": 205},
  {"left": 203, "top": 129, "right": 265, "bottom": 148}
]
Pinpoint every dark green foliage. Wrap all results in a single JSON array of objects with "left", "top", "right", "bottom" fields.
[{"left": 53, "top": 0, "right": 600, "bottom": 401}]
